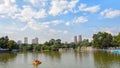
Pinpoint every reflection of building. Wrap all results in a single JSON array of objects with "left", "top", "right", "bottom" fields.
[
  {"left": 32, "top": 37, "right": 39, "bottom": 44},
  {"left": 24, "top": 37, "right": 28, "bottom": 44},
  {"left": 78, "top": 35, "right": 82, "bottom": 43},
  {"left": 74, "top": 36, "right": 77, "bottom": 44},
  {"left": 17, "top": 40, "right": 22, "bottom": 45}
]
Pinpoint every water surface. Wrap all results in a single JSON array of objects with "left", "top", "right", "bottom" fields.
[{"left": 0, "top": 49, "right": 120, "bottom": 68}]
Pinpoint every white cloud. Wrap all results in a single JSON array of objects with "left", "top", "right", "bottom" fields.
[
  {"left": 73, "top": 16, "right": 88, "bottom": 24},
  {"left": 49, "top": 29, "right": 68, "bottom": 34},
  {"left": 51, "top": 20, "right": 63, "bottom": 25},
  {"left": 93, "top": 27, "right": 119, "bottom": 35},
  {"left": 28, "top": 20, "right": 49, "bottom": 31},
  {"left": 3, "top": 31, "right": 14, "bottom": 34},
  {"left": 14, "top": 6, "right": 34, "bottom": 22},
  {"left": 28, "top": 0, "right": 38, "bottom": 5},
  {"left": 49, "top": 29, "right": 56, "bottom": 33},
  {"left": 0, "top": 15, "right": 5, "bottom": 18},
  {"left": 14, "top": 6, "right": 47, "bottom": 22},
  {"left": 79, "top": 3, "right": 100, "bottom": 13},
  {"left": 34, "top": 8, "right": 47, "bottom": 19},
  {"left": 65, "top": 22, "right": 70, "bottom": 26},
  {"left": 20, "top": 25, "right": 28, "bottom": 31},
  {"left": 100, "top": 8, "right": 120, "bottom": 18},
  {"left": 63, "top": 30, "right": 68, "bottom": 34},
  {"left": 49, "top": 0, "right": 78, "bottom": 16},
  {"left": 24, "top": 0, "right": 47, "bottom": 7},
  {"left": 68, "top": 0, "right": 79, "bottom": 10},
  {"left": 0, "top": 0, "right": 19, "bottom": 18}
]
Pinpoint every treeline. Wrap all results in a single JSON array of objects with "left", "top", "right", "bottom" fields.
[
  {"left": 73, "top": 32, "right": 120, "bottom": 49},
  {"left": 92, "top": 32, "right": 120, "bottom": 48},
  {"left": 0, "top": 36, "right": 19, "bottom": 50},
  {"left": 20, "top": 39, "right": 76, "bottom": 51},
  {"left": 1, "top": 32, "right": 120, "bottom": 51}
]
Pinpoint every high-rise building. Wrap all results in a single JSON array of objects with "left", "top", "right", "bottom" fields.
[
  {"left": 35, "top": 37, "right": 39, "bottom": 44},
  {"left": 24, "top": 37, "right": 28, "bottom": 44},
  {"left": 78, "top": 35, "right": 82, "bottom": 43},
  {"left": 32, "top": 39, "right": 35, "bottom": 44},
  {"left": 32, "top": 37, "right": 39, "bottom": 44},
  {"left": 74, "top": 36, "right": 77, "bottom": 44},
  {"left": 17, "top": 40, "right": 22, "bottom": 45}
]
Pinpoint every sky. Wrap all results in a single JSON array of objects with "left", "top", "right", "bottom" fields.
[{"left": 0, "top": 0, "right": 120, "bottom": 43}]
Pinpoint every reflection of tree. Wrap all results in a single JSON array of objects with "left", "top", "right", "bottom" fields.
[
  {"left": 74, "top": 50, "right": 89, "bottom": 61},
  {"left": 93, "top": 51, "right": 120, "bottom": 68},
  {"left": 41, "top": 51, "right": 61, "bottom": 61},
  {"left": 0, "top": 53, "right": 17, "bottom": 63}
]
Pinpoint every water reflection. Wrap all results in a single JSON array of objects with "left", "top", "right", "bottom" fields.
[
  {"left": 74, "top": 50, "right": 92, "bottom": 62},
  {"left": 0, "top": 53, "right": 17, "bottom": 63},
  {"left": 41, "top": 51, "right": 61, "bottom": 61},
  {"left": 0, "top": 53, "right": 17, "bottom": 68},
  {"left": 93, "top": 51, "right": 120, "bottom": 68},
  {"left": 1, "top": 50, "right": 120, "bottom": 68}
]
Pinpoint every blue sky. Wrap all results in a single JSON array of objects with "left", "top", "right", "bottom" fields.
[{"left": 0, "top": 0, "right": 120, "bottom": 43}]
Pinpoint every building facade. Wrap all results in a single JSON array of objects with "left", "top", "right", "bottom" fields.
[
  {"left": 17, "top": 40, "right": 22, "bottom": 45},
  {"left": 32, "top": 37, "right": 39, "bottom": 44},
  {"left": 74, "top": 35, "right": 82, "bottom": 44},
  {"left": 24, "top": 37, "right": 28, "bottom": 44},
  {"left": 74, "top": 36, "right": 77, "bottom": 44},
  {"left": 78, "top": 35, "right": 82, "bottom": 43}
]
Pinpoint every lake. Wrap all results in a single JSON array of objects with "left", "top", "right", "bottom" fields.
[{"left": 0, "top": 49, "right": 120, "bottom": 68}]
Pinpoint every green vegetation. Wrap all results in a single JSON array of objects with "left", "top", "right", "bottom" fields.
[
  {"left": 1, "top": 32, "right": 120, "bottom": 52},
  {"left": 20, "top": 39, "right": 76, "bottom": 51},
  {"left": 92, "top": 32, "right": 113, "bottom": 48},
  {"left": 77, "top": 39, "right": 90, "bottom": 47},
  {"left": 75, "top": 32, "right": 120, "bottom": 49},
  {"left": 0, "top": 36, "right": 19, "bottom": 50}
]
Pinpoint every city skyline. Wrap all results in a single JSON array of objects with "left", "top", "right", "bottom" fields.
[
  {"left": 0, "top": 0, "right": 120, "bottom": 43},
  {"left": 74, "top": 35, "right": 82, "bottom": 44}
]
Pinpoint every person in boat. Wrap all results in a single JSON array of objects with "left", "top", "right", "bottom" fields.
[{"left": 32, "top": 59, "right": 42, "bottom": 65}]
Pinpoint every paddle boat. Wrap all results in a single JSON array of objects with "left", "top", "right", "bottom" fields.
[{"left": 32, "top": 59, "right": 42, "bottom": 66}]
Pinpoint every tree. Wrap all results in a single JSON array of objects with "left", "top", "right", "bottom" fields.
[
  {"left": 112, "top": 33, "right": 120, "bottom": 47},
  {"left": 7, "top": 40, "right": 18, "bottom": 50},
  {"left": 49, "top": 39, "right": 55, "bottom": 45},
  {"left": 92, "top": 32, "right": 113, "bottom": 48},
  {"left": 79, "top": 39, "right": 90, "bottom": 47},
  {"left": 56, "top": 39, "right": 61, "bottom": 45},
  {"left": 0, "top": 36, "right": 9, "bottom": 48}
]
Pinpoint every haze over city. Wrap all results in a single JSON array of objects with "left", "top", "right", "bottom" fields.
[{"left": 0, "top": 0, "right": 120, "bottom": 43}]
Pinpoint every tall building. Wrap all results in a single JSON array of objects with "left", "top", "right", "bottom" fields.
[
  {"left": 35, "top": 37, "right": 39, "bottom": 44},
  {"left": 32, "top": 39, "right": 35, "bottom": 44},
  {"left": 24, "top": 37, "right": 28, "bottom": 44},
  {"left": 74, "top": 36, "right": 77, "bottom": 44},
  {"left": 32, "top": 37, "right": 39, "bottom": 44},
  {"left": 17, "top": 40, "right": 22, "bottom": 45},
  {"left": 78, "top": 35, "right": 82, "bottom": 43}
]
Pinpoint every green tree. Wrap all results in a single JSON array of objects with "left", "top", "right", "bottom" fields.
[
  {"left": 8, "top": 40, "right": 18, "bottom": 50},
  {"left": 79, "top": 39, "right": 90, "bottom": 47},
  {"left": 0, "top": 36, "right": 9, "bottom": 49},
  {"left": 56, "top": 39, "right": 61, "bottom": 45},
  {"left": 92, "top": 32, "right": 113, "bottom": 48},
  {"left": 49, "top": 39, "right": 55, "bottom": 45},
  {"left": 112, "top": 33, "right": 120, "bottom": 47}
]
